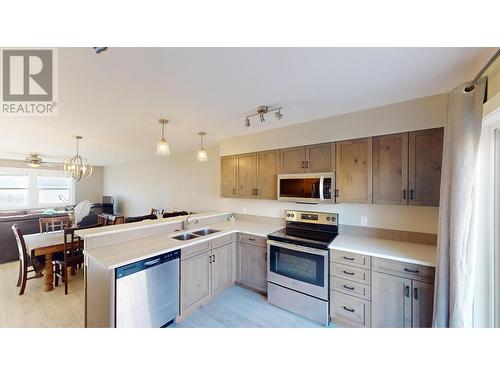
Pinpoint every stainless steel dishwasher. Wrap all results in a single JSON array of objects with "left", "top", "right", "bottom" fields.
[{"left": 115, "top": 250, "right": 180, "bottom": 328}]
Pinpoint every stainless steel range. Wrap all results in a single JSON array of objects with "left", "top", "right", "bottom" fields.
[{"left": 267, "top": 210, "right": 338, "bottom": 326}]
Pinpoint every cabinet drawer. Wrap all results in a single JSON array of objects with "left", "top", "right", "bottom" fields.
[
  {"left": 331, "top": 291, "right": 371, "bottom": 327},
  {"left": 372, "top": 257, "right": 435, "bottom": 281},
  {"left": 331, "top": 250, "right": 371, "bottom": 269},
  {"left": 239, "top": 233, "right": 267, "bottom": 247},
  {"left": 331, "top": 263, "right": 371, "bottom": 285},
  {"left": 182, "top": 241, "right": 210, "bottom": 260},
  {"left": 332, "top": 277, "right": 371, "bottom": 300},
  {"left": 211, "top": 233, "right": 234, "bottom": 248}
]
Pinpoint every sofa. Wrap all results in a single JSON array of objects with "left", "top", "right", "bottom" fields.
[{"left": 0, "top": 209, "right": 71, "bottom": 264}]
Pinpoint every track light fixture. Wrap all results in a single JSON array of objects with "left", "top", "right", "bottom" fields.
[{"left": 244, "top": 105, "right": 283, "bottom": 127}]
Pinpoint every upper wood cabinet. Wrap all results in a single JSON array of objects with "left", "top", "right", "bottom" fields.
[
  {"left": 256, "top": 150, "right": 279, "bottom": 199},
  {"left": 373, "top": 133, "right": 408, "bottom": 205},
  {"left": 237, "top": 153, "right": 257, "bottom": 198},
  {"left": 279, "top": 142, "right": 334, "bottom": 174},
  {"left": 220, "top": 155, "right": 237, "bottom": 198},
  {"left": 335, "top": 137, "right": 373, "bottom": 203},
  {"left": 408, "top": 128, "right": 444, "bottom": 206}
]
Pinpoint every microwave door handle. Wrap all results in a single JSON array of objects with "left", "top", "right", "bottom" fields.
[{"left": 319, "top": 176, "right": 324, "bottom": 201}]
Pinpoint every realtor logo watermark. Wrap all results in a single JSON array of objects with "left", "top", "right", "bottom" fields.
[{"left": 1, "top": 48, "right": 58, "bottom": 116}]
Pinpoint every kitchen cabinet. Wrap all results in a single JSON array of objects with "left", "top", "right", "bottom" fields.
[
  {"left": 256, "top": 150, "right": 279, "bottom": 199},
  {"left": 220, "top": 155, "right": 237, "bottom": 198},
  {"left": 335, "top": 137, "right": 372, "bottom": 203},
  {"left": 373, "top": 133, "right": 408, "bottom": 205},
  {"left": 211, "top": 242, "right": 233, "bottom": 295},
  {"left": 408, "top": 128, "right": 444, "bottom": 206},
  {"left": 237, "top": 153, "right": 257, "bottom": 198},
  {"left": 371, "top": 272, "right": 412, "bottom": 328},
  {"left": 411, "top": 280, "right": 434, "bottom": 328},
  {"left": 279, "top": 143, "right": 334, "bottom": 174},
  {"left": 181, "top": 238, "right": 235, "bottom": 317},
  {"left": 181, "top": 249, "right": 212, "bottom": 312},
  {"left": 372, "top": 271, "right": 434, "bottom": 328},
  {"left": 238, "top": 235, "right": 267, "bottom": 293}
]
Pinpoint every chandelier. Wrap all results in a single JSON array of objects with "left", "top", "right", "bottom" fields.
[{"left": 63, "top": 136, "right": 93, "bottom": 182}]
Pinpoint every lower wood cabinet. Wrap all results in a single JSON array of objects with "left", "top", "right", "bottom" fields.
[
  {"left": 371, "top": 271, "right": 434, "bottom": 328},
  {"left": 238, "top": 235, "right": 267, "bottom": 293},
  {"left": 331, "top": 249, "right": 435, "bottom": 328},
  {"left": 181, "top": 238, "right": 235, "bottom": 316}
]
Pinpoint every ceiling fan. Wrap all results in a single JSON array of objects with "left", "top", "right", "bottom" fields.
[{"left": 24, "top": 153, "right": 61, "bottom": 169}]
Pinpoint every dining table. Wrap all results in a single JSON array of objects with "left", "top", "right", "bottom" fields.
[{"left": 23, "top": 231, "right": 70, "bottom": 292}]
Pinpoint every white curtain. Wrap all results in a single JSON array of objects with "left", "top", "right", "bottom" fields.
[{"left": 433, "top": 78, "right": 487, "bottom": 328}]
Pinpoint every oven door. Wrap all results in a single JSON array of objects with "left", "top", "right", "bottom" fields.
[{"left": 267, "top": 240, "right": 329, "bottom": 300}]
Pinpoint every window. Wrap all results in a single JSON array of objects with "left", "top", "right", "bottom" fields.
[
  {"left": 0, "top": 173, "right": 29, "bottom": 208},
  {"left": 0, "top": 168, "right": 75, "bottom": 210},
  {"left": 37, "top": 175, "right": 72, "bottom": 205}
]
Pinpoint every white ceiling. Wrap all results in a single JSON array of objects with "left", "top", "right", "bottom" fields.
[{"left": 0, "top": 47, "right": 495, "bottom": 166}]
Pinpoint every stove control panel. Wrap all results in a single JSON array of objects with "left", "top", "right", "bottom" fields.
[{"left": 285, "top": 210, "right": 338, "bottom": 225}]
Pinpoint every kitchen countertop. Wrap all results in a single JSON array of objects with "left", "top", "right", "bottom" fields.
[
  {"left": 329, "top": 234, "right": 437, "bottom": 267},
  {"left": 84, "top": 219, "right": 283, "bottom": 270},
  {"left": 76, "top": 211, "right": 230, "bottom": 239}
]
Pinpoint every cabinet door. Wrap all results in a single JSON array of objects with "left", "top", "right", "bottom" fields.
[
  {"left": 372, "top": 272, "right": 411, "bottom": 328},
  {"left": 305, "top": 142, "right": 335, "bottom": 173},
  {"left": 412, "top": 280, "right": 434, "bottom": 328},
  {"left": 256, "top": 150, "right": 279, "bottom": 199},
  {"left": 279, "top": 146, "right": 306, "bottom": 174},
  {"left": 181, "top": 250, "right": 211, "bottom": 311},
  {"left": 239, "top": 242, "right": 267, "bottom": 292},
  {"left": 220, "top": 155, "right": 237, "bottom": 198},
  {"left": 237, "top": 153, "right": 257, "bottom": 198},
  {"left": 335, "top": 137, "right": 373, "bottom": 203},
  {"left": 408, "top": 128, "right": 443, "bottom": 206},
  {"left": 211, "top": 243, "right": 233, "bottom": 295},
  {"left": 373, "top": 133, "right": 408, "bottom": 205}
]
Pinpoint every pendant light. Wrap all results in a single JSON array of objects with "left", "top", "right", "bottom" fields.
[
  {"left": 63, "top": 136, "right": 93, "bottom": 182},
  {"left": 157, "top": 119, "right": 170, "bottom": 156},
  {"left": 197, "top": 132, "right": 208, "bottom": 162}
]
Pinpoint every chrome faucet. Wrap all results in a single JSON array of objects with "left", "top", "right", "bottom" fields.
[{"left": 183, "top": 216, "right": 199, "bottom": 231}]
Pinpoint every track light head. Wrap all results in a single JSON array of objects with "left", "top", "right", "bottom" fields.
[
  {"left": 259, "top": 113, "right": 265, "bottom": 122},
  {"left": 245, "top": 118, "right": 250, "bottom": 127},
  {"left": 274, "top": 110, "right": 283, "bottom": 120},
  {"left": 93, "top": 47, "right": 108, "bottom": 54}
]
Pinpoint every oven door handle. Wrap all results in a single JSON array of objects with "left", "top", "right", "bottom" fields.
[{"left": 266, "top": 240, "right": 329, "bottom": 256}]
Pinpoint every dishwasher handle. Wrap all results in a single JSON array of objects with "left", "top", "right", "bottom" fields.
[{"left": 144, "top": 258, "right": 161, "bottom": 268}]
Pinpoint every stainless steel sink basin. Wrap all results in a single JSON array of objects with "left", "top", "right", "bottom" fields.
[
  {"left": 192, "top": 228, "right": 220, "bottom": 236},
  {"left": 172, "top": 233, "right": 200, "bottom": 241}
]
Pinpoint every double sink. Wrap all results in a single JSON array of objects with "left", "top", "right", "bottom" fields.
[{"left": 171, "top": 228, "right": 220, "bottom": 241}]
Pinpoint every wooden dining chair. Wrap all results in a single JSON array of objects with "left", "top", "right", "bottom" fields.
[
  {"left": 53, "top": 228, "right": 84, "bottom": 295},
  {"left": 39, "top": 216, "right": 71, "bottom": 233},
  {"left": 11, "top": 224, "right": 44, "bottom": 295},
  {"left": 151, "top": 208, "right": 164, "bottom": 217},
  {"left": 106, "top": 214, "right": 118, "bottom": 225}
]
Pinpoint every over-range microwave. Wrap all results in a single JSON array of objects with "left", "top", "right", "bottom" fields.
[{"left": 277, "top": 173, "right": 335, "bottom": 204}]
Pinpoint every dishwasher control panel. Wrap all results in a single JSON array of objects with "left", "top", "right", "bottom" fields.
[{"left": 116, "top": 249, "right": 180, "bottom": 278}]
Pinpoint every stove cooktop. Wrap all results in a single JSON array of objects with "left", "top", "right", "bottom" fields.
[{"left": 267, "top": 226, "right": 338, "bottom": 250}]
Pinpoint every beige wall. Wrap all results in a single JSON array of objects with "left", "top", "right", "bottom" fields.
[
  {"left": 0, "top": 159, "right": 103, "bottom": 205},
  {"left": 104, "top": 94, "right": 448, "bottom": 233}
]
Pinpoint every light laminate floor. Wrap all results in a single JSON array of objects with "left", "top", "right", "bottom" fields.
[
  {"left": 174, "top": 285, "right": 324, "bottom": 328},
  {"left": 0, "top": 261, "right": 84, "bottom": 328},
  {"left": 1, "top": 261, "right": 324, "bottom": 328}
]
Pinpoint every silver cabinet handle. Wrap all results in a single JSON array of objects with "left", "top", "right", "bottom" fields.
[{"left": 144, "top": 259, "right": 161, "bottom": 268}]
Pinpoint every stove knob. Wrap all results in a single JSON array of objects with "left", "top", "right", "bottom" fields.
[
  {"left": 286, "top": 213, "right": 290, "bottom": 217},
  {"left": 326, "top": 216, "right": 330, "bottom": 221}
]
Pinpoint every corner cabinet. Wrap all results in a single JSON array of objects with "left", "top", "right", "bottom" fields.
[
  {"left": 237, "top": 234, "right": 267, "bottom": 293},
  {"left": 220, "top": 155, "right": 237, "bottom": 198},
  {"left": 335, "top": 137, "right": 372, "bottom": 203},
  {"left": 279, "top": 142, "right": 334, "bottom": 174}
]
